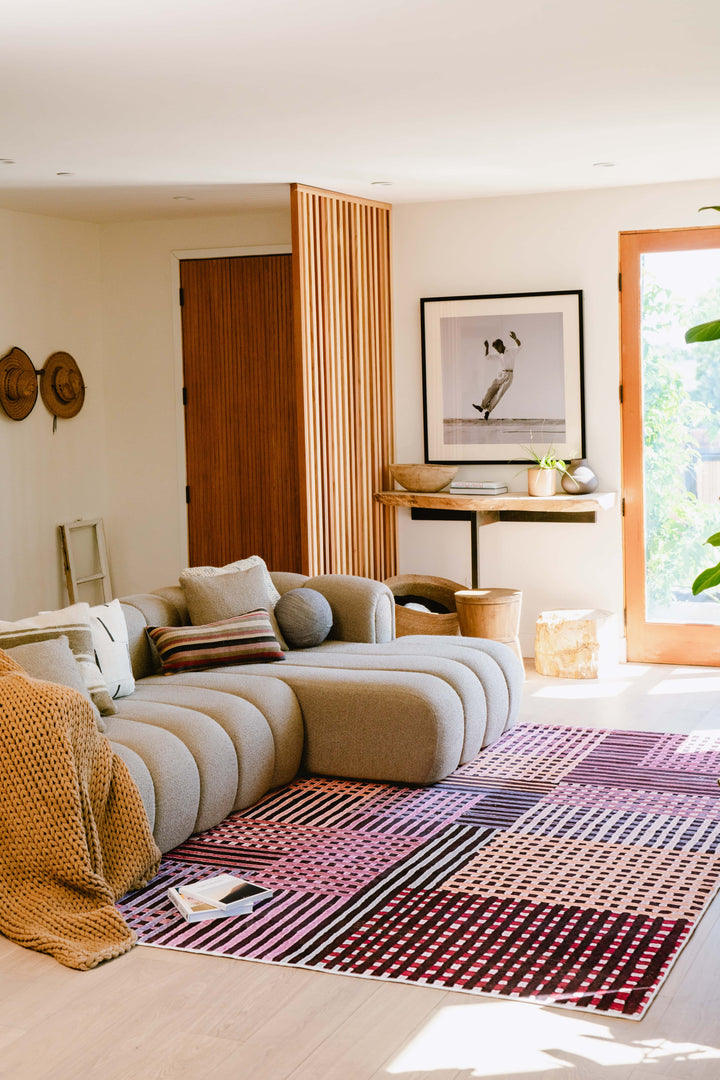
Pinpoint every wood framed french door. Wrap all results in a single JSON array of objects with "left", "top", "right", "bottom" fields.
[{"left": 621, "top": 225, "right": 720, "bottom": 664}]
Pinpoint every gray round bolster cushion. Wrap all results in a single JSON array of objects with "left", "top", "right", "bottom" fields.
[{"left": 275, "top": 588, "right": 334, "bottom": 649}]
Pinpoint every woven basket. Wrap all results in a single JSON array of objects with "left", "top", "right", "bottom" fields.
[{"left": 384, "top": 574, "right": 464, "bottom": 637}]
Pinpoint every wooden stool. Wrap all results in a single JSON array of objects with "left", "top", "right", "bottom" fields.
[
  {"left": 535, "top": 609, "right": 616, "bottom": 679},
  {"left": 454, "top": 588, "right": 523, "bottom": 663}
]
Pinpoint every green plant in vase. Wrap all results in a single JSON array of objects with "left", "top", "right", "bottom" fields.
[{"left": 521, "top": 444, "right": 569, "bottom": 497}]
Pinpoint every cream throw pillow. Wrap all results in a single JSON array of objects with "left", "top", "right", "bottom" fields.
[
  {"left": 0, "top": 603, "right": 115, "bottom": 715},
  {"left": 180, "top": 555, "right": 281, "bottom": 609},
  {"left": 6, "top": 635, "right": 106, "bottom": 731},
  {"left": 180, "top": 563, "right": 287, "bottom": 650}
]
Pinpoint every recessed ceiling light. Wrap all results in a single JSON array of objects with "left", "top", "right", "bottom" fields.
[
  {"left": 56, "top": 171, "right": 74, "bottom": 176},
  {"left": 0, "top": 159, "right": 15, "bottom": 165},
  {"left": 371, "top": 181, "right": 393, "bottom": 186},
  {"left": 173, "top": 195, "right": 195, "bottom": 201},
  {"left": 593, "top": 161, "right": 616, "bottom": 168}
]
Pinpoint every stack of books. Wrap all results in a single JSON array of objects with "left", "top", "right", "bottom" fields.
[
  {"left": 168, "top": 873, "right": 274, "bottom": 922},
  {"left": 449, "top": 479, "right": 508, "bottom": 495}
]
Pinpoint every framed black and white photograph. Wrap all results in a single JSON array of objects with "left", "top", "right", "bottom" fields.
[{"left": 421, "top": 290, "right": 585, "bottom": 464}]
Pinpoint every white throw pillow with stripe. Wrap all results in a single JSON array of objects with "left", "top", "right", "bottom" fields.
[
  {"left": 89, "top": 599, "right": 135, "bottom": 700},
  {"left": 0, "top": 603, "right": 115, "bottom": 715}
]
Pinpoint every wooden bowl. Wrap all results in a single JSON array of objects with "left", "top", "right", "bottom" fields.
[{"left": 389, "top": 463, "right": 457, "bottom": 492}]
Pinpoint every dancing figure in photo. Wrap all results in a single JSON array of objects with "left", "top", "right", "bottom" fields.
[{"left": 473, "top": 331, "right": 522, "bottom": 419}]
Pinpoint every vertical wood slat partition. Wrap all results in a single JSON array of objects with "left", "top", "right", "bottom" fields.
[{"left": 291, "top": 185, "right": 397, "bottom": 579}]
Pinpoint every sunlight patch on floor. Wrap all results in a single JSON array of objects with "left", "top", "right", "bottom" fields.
[
  {"left": 615, "top": 665, "right": 655, "bottom": 678},
  {"left": 532, "top": 682, "right": 633, "bottom": 699},
  {"left": 648, "top": 676, "right": 720, "bottom": 695},
  {"left": 385, "top": 1002, "right": 720, "bottom": 1076},
  {"left": 673, "top": 730, "right": 720, "bottom": 753}
]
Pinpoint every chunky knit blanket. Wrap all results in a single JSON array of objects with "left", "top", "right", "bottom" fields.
[{"left": 0, "top": 649, "right": 161, "bottom": 970}]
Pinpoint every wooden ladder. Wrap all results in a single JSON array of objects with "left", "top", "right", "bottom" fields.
[{"left": 59, "top": 518, "right": 112, "bottom": 604}]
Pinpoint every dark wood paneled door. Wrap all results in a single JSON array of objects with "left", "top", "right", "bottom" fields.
[{"left": 180, "top": 254, "right": 303, "bottom": 571}]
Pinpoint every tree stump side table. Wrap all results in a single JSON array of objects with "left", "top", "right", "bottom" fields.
[
  {"left": 535, "top": 608, "right": 616, "bottom": 679},
  {"left": 454, "top": 588, "right": 523, "bottom": 664}
]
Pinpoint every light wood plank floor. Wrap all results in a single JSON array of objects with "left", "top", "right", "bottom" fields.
[{"left": 2, "top": 660, "right": 720, "bottom": 1080}]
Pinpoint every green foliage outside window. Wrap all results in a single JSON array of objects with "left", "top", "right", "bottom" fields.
[
  {"left": 642, "top": 278, "right": 720, "bottom": 608},
  {"left": 685, "top": 206, "right": 720, "bottom": 597}
]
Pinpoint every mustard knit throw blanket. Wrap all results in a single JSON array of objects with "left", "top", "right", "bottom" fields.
[{"left": 0, "top": 649, "right": 161, "bottom": 970}]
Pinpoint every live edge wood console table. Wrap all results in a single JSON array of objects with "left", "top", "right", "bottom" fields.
[{"left": 374, "top": 491, "right": 617, "bottom": 589}]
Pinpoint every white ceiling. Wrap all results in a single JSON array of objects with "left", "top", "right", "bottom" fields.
[{"left": 1, "top": 0, "right": 719, "bottom": 223}]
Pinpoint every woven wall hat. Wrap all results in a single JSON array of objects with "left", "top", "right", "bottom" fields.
[
  {"left": 40, "top": 351, "right": 85, "bottom": 419},
  {"left": 0, "top": 346, "right": 38, "bottom": 421}
]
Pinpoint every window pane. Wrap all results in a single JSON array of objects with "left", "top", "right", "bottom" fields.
[{"left": 641, "top": 249, "right": 720, "bottom": 624}]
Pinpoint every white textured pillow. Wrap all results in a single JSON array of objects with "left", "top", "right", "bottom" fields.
[
  {"left": 89, "top": 599, "right": 135, "bottom": 700},
  {"left": 180, "top": 555, "right": 281, "bottom": 609}
]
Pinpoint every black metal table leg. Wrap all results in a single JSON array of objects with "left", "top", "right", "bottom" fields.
[{"left": 470, "top": 512, "right": 479, "bottom": 588}]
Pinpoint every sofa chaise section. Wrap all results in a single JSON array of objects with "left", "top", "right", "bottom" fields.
[{"left": 109, "top": 573, "right": 522, "bottom": 853}]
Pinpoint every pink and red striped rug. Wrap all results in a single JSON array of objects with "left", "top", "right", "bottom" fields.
[{"left": 118, "top": 723, "right": 720, "bottom": 1018}]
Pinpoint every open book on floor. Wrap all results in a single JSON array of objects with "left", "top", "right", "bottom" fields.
[{"left": 168, "top": 873, "right": 273, "bottom": 923}]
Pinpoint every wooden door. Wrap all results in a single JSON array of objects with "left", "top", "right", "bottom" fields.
[
  {"left": 180, "top": 254, "right": 304, "bottom": 572},
  {"left": 621, "top": 226, "right": 720, "bottom": 663}
]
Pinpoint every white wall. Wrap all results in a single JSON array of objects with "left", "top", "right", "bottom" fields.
[
  {"left": 0, "top": 209, "right": 106, "bottom": 619},
  {"left": 392, "top": 178, "right": 720, "bottom": 654},
  {"left": 4, "top": 179, "right": 717, "bottom": 632},
  {"left": 99, "top": 208, "right": 291, "bottom": 597}
]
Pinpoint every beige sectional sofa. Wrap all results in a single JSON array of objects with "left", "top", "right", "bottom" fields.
[{"left": 106, "top": 573, "right": 523, "bottom": 853}]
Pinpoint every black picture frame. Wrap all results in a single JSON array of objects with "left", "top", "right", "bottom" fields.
[{"left": 421, "top": 289, "right": 585, "bottom": 464}]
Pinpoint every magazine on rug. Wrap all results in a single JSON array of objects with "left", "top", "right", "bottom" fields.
[
  {"left": 181, "top": 873, "right": 273, "bottom": 908},
  {"left": 168, "top": 873, "right": 273, "bottom": 922}
]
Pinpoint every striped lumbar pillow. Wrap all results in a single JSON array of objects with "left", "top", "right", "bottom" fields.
[{"left": 146, "top": 610, "right": 285, "bottom": 674}]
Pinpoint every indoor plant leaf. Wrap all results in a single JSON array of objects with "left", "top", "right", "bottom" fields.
[
  {"left": 691, "top": 562, "right": 720, "bottom": 595},
  {"left": 685, "top": 319, "right": 720, "bottom": 343}
]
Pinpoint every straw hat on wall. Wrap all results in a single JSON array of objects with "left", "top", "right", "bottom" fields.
[
  {"left": 0, "top": 347, "right": 38, "bottom": 421},
  {"left": 40, "top": 351, "right": 85, "bottom": 419}
]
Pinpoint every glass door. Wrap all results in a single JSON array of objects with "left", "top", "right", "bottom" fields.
[{"left": 621, "top": 226, "right": 720, "bottom": 664}]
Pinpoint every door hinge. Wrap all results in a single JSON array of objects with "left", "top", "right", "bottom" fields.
[
  {"left": 619, "top": 384, "right": 623, "bottom": 403},
  {"left": 621, "top": 497, "right": 625, "bottom": 516},
  {"left": 182, "top": 386, "right": 187, "bottom": 406},
  {"left": 185, "top": 485, "right": 190, "bottom": 504},
  {"left": 618, "top": 272, "right": 622, "bottom": 291},
  {"left": 179, "top": 287, "right": 185, "bottom": 307}
]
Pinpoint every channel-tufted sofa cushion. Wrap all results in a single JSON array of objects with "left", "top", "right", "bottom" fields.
[{"left": 99, "top": 572, "right": 523, "bottom": 852}]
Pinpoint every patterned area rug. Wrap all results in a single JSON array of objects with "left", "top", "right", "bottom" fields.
[{"left": 118, "top": 723, "right": 720, "bottom": 1019}]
